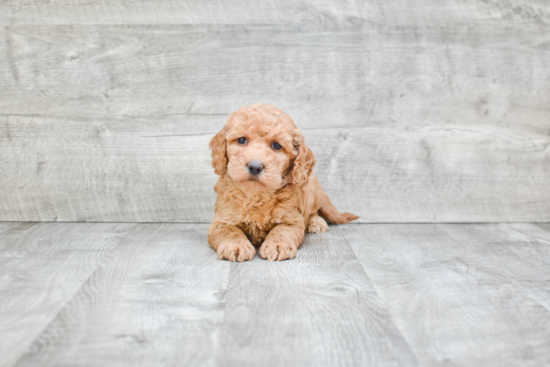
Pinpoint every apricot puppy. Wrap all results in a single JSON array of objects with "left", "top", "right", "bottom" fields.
[{"left": 208, "top": 104, "right": 358, "bottom": 261}]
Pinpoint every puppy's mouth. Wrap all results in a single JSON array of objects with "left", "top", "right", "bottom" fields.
[
  {"left": 246, "top": 175, "right": 265, "bottom": 185},
  {"left": 240, "top": 174, "right": 268, "bottom": 189}
]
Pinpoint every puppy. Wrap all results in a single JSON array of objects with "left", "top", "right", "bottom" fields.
[{"left": 208, "top": 104, "right": 359, "bottom": 262}]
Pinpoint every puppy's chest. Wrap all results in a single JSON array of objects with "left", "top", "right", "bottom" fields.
[
  {"left": 238, "top": 203, "right": 283, "bottom": 229},
  {"left": 236, "top": 200, "right": 285, "bottom": 243}
]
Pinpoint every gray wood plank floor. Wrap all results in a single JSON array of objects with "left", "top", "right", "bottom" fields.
[
  {"left": 2, "top": 222, "right": 550, "bottom": 366},
  {"left": 0, "top": 222, "right": 135, "bottom": 367}
]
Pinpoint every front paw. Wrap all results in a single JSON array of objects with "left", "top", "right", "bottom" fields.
[
  {"left": 217, "top": 240, "right": 255, "bottom": 262},
  {"left": 259, "top": 240, "right": 297, "bottom": 261}
]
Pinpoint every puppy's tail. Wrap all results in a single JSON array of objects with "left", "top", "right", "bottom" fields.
[{"left": 319, "top": 192, "right": 359, "bottom": 224}]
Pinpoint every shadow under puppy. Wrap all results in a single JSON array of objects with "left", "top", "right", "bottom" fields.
[{"left": 208, "top": 104, "right": 358, "bottom": 261}]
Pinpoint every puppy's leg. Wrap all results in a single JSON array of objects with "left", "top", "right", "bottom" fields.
[
  {"left": 306, "top": 214, "right": 329, "bottom": 233},
  {"left": 259, "top": 224, "right": 304, "bottom": 261},
  {"left": 208, "top": 222, "right": 255, "bottom": 262}
]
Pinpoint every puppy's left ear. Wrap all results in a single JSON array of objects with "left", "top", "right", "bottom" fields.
[
  {"left": 291, "top": 132, "right": 316, "bottom": 187},
  {"left": 210, "top": 127, "right": 228, "bottom": 176}
]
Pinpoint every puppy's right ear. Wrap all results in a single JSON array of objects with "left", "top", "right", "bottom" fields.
[
  {"left": 210, "top": 127, "right": 227, "bottom": 176},
  {"left": 291, "top": 135, "right": 316, "bottom": 187}
]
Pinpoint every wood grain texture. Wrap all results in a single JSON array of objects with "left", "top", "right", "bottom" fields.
[
  {"left": 14, "top": 223, "right": 230, "bottom": 367},
  {"left": 0, "top": 221, "right": 37, "bottom": 248},
  {"left": 1, "top": 0, "right": 549, "bottom": 25},
  {"left": 0, "top": 115, "right": 216, "bottom": 222},
  {"left": 219, "top": 225, "right": 417, "bottom": 367},
  {"left": 0, "top": 222, "right": 134, "bottom": 367},
  {"left": 1, "top": 20, "right": 549, "bottom": 222},
  {"left": 2, "top": 24, "right": 549, "bottom": 121},
  {"left": 2, "top": 222, "right": 550, "bottom": 366},
  {"left": 342, "top": 223, "right": 550, "bottom": 367},
  {"left": 498, "top": 223, "right": 550, "bottom": 311},
  {"left": 1, "top": 116, "right": 548, "bottom": 222},
  {"left": 0, "top": 0, "right": 367, "bottom": 25}
]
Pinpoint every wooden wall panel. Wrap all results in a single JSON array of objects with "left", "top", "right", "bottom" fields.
[
  {"left": 0, "top": 4, "right": 549, "bottom": 222},
  {"left": 1, "top": 115, "right": 548, "bottom": 222},
  {"left": 1, "top": 24, "right": 548, "bottom": 124},
  {"left": 1, "top": 0, "right": 549, "bottom": 26}
]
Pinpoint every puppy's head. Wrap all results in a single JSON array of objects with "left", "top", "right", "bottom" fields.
[{"left": 210, "top": 104, "right": 315, "bottom": 190}]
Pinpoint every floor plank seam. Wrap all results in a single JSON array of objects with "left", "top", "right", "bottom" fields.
[
  {"left": 211, "top": 260, "right": 233, "bottom": 363},
  {"left": 334, "top": 225, "right": 421, "bottom": 364},
  {"left": 9, "top": 223, "right": 139, "bottom": 367}
]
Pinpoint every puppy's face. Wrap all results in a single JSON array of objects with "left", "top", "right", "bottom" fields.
[
  {"left": 225, "top": 122, "right": 294, "bottom": 189},
  {"left": 210, "top": 104, "right": 315, "bottom": 190}
]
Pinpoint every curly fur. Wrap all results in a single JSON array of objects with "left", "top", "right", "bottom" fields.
[{"left": 207, "top": 104, "right": 359, "bottom": 262}]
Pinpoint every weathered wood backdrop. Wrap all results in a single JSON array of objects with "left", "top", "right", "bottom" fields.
[{"left": 1, "top": 0, "right": 549, "bottom": 222}]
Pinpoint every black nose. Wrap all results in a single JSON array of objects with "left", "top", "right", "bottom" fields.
[{"left": 247, "top": 161, "right": 264, "bottom": 175}]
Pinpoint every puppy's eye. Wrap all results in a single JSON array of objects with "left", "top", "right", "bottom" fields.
[
  {"left": 272, "top": 142, "right": 282, "bottom": 150},
  {"left": 237, "top": 137, "right": 247, "bottom": 145}
]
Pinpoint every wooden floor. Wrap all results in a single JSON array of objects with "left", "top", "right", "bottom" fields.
[{"left": 1, "top": 222, "right": 549, "bottom": 366}]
